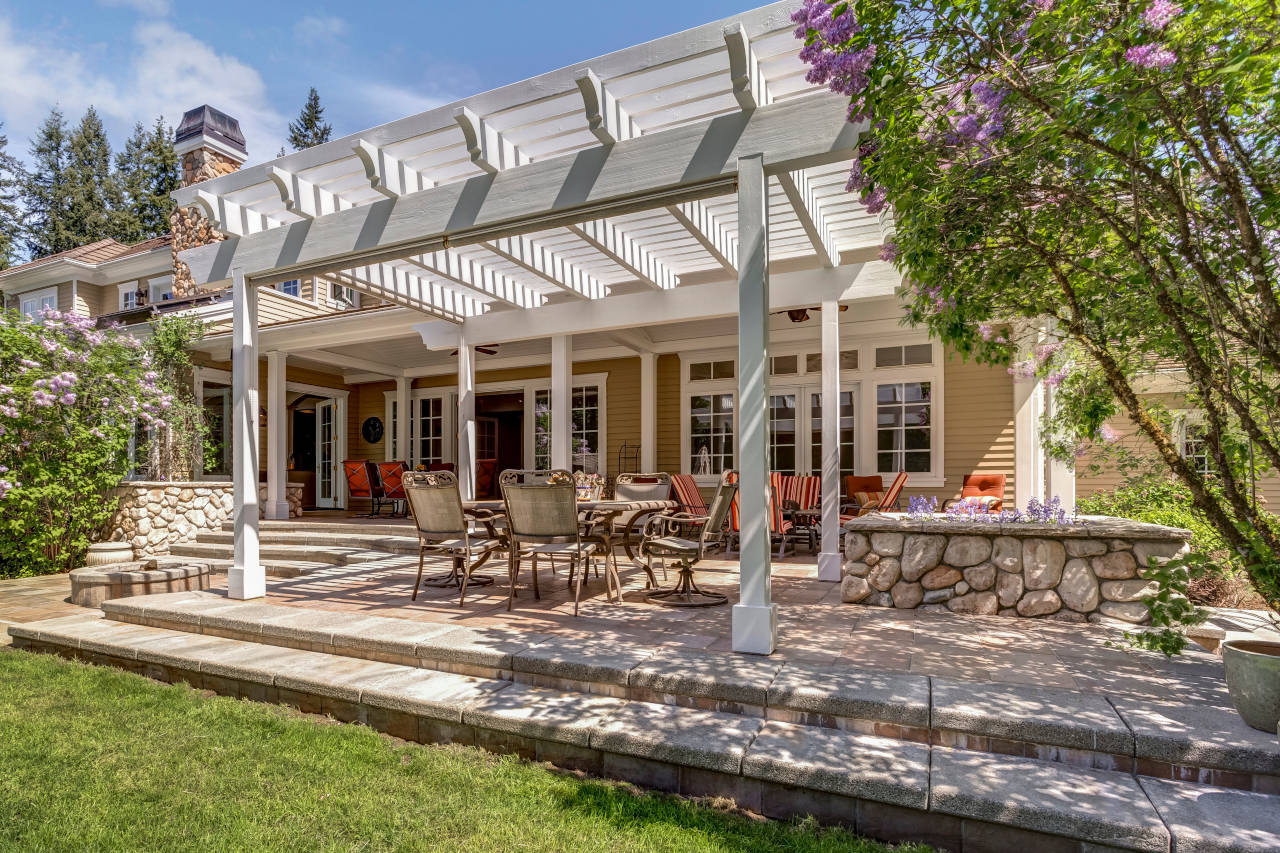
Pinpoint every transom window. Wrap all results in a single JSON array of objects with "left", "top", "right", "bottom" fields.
[
  {"left": 877, "top": 381, "right": 933, "bottom": 473},
  {"left": 689, "top": 359, "right": 734, "bottom": 381},
  {"left": 875, "top": 343, "right": 933, "bottom": 368}
]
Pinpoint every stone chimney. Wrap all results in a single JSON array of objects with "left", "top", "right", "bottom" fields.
[{"left": 169, "top": 105, "right": 248, "bottom": 297}]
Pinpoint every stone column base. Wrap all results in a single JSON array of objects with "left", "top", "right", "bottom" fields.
[
  {"left": 228, "top": 566, "right": 266, "bottom": 600},
  {"left": 732, "top": 603, "right": 778, "bottom": 655}
]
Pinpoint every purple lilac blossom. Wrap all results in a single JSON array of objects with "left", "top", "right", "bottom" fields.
[
  {"left": 878, "top": 241, "right": 899, "bottom": 263},
  {"left": 1144, "top": 0, "right": 1181, "bottom": 29},
  {"left": 1126, "top": 44, "right": 1177, "bottom": 70}
]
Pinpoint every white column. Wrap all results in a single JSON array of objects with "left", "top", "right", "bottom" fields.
[
  {"left": 817, "top": 301, "right": 842, "bottom": 582},
  {"left": 264, "top": 350, "right": 290, "bottom": 521},
  {"left": 230, "top": 268, "right": 264, "bottom": 599},
  {"left": 551, "top": 335, "right": 572, "bottom": 470},
  {"left": 457, "top": 330, "right": 476, "bottom": 501},
  {"left": 1044, "top": 383, "right": 1076, "bottom": 510},
  {"left": 1013, "top": 378, "right": 1045, "bottom": 507},
  {"left": 733, "top": 153, "right": 777, "bottom": 655},
  {"left": 395, "top": 376, "right": 411, "bottom": 462},
  {"left": 640, "top": 352, "right": 656, "bottom": 472}
]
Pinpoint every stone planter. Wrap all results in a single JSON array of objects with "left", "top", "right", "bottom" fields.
[
  {"left": 85, "top": 542, "right": 135, "bottom": 566},
  {"left": 1222, "top": 640, "right": 1280, "bottom": 734},
  {"left": 69, "top": 558, "right": 213, "bottom": 608}
]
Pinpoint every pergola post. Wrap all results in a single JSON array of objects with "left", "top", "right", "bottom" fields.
[
  {"left": 640, "top": 351, "right": 656, "bottom": 472},
  {"left": 1044, "top": 384, "right": 1076, "bottom": 509},
  {"left": 1014, "top": 380, "right": 1045, "bottom": 506},
  {"left": 457, "top": 331, "right": 477, "bottom": 500},
  {"left": 551, "top": 335, "right": 572, "bottom": 470},
  {"left": 230, "top": 268, "right": 264, "bottom": 599},
  {"left": 264, "top": 350, "right": 290, "bottom": 521},
  {"left": 732, "top": 153, "right": 777, "bottom": 655},
  {"left": 817, "top": 300, "right": 842, "bottom": 582},
  {"left": 395, "top": 376, "right": 411, "bottom": 463}
]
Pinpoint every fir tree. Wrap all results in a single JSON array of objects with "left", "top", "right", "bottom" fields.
[
  {"left": 64, "top": 106, "right": 120, "bottom": 246},
  {"left": 22, "top": 107, "right": 73, "bottom": 258},
  {"left": 287, "top": 87, "right": 333, "bottom": 150},
  {"left": 0, "top": 124, "right": 23, "bottom": 269},
  {"left": 113, "top": 116, "right": 179, "bottom": 243}
]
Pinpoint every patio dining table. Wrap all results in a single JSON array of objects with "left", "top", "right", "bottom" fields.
[{"left": 463, "top": 498, "right": 676, "bottom": 585}]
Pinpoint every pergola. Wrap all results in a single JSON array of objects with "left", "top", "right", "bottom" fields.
[{"left": 177, "top": 0, "right": 894, "bottom": 654}]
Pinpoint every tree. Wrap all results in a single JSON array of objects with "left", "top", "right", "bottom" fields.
[
  {"left": 0, "top": 124, "right": 23, "bottom": 269},
  {"left": 288, "top": 87, "right": 333, "bottom": 151},
  {"left": 64, "top": 106, "right": 120, "bottom": 246},
  {"left": 794, "top": 0, "right": 1280, "bottom": 613},
  {"left": 23, "top": 107, "right": 74, "bottom": 258},
  {"left": 113, "top": 117, "right": 179, "bottom": 243}
]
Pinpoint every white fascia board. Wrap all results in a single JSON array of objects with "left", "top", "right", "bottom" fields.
[
  {"left": 193, "top": 306, "right": 430, "bottom": 359},
  {"left": 171, "top": 1, "right": 798, "bottom": 208},
  {"left": 413, "top": 261, "right": 897, "bottom": 349},
  {"left": 181, "top": 94, "right": 865, "bottom": 289}
]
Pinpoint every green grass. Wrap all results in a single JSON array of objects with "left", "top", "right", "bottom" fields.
[{"left": 0, "top": 649, "right": 930, "bottom": 853}]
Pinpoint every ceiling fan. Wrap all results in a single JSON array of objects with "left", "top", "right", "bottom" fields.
[
  {"left": 771, "top": 304, "right": 848, "bottom": 323},
  {"left": 449, "top": 343, "right": 500, "bottom": 356}
]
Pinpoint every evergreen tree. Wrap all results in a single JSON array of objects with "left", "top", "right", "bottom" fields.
[
  {"left": 0, "top": 124, "right": 23, "bottom": 269},
  {"left": 287, "top": 87, "right": 333, "bottom": 150},
  {"left": 64, "top": 106, "right": 119, "bottom": 246},
  {"left": 112, "top": 116, "right": 179, "bottom": 243},
  {"left": 23, "top": 107, "right": 73, "bottom": 258}
]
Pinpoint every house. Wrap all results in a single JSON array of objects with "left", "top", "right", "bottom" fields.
[{"left": 2, "top": 0, "right": 1230, "bottom": 651}]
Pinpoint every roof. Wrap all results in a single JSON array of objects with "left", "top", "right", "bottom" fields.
[
  {"left": 0, "top": 234, "right": 172, "bottom": 280},
  {"left": 176, "top": 1, "right": 894, "bottom": 326},
  {"left": 175, "top": 105, "right": 247, "bottom": 156}
]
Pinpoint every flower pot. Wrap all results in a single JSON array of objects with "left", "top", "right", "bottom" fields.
[
  {"left": 1222, "top": 639, "right": 1280, "bottom": 734},
  {"left": 84, "top": 542, "right": 135, "bottom": 567}
]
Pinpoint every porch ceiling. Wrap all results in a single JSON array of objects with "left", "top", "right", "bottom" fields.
[{"left": 176, "top": 1, "right": 893, "bottom": 326}]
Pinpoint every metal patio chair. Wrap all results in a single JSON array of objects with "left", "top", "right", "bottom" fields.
[
  {"left": 500, "top": 469, "right": 607, "bottom": 616},
  {"left": 639, "top": 470, "right": 737, "bottom": 607},
  {"left": 403, "top": 470, "right": 502, "bottom": 606}
]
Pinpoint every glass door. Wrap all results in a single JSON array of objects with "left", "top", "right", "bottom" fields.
[
  {"left": 315, "top": 399, "right": 337, "bottom": 508},
  {"left": 809, "top": 389, "right": 856, "bottom": 480},
  {"left": 767, "top": 389, "right": 800, "bottom": 474}
]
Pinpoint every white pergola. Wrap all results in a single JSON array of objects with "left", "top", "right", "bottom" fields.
[{"left": 177, "top": 0, "right": 896, "bottom": 654}]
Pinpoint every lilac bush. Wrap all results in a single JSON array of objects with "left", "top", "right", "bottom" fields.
[{"left": 0, "top": 308, "right": 175, "bottom": 576}]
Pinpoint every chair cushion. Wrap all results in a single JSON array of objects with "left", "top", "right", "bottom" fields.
[
  {"left": 853, "top": 490, "right": 884, "bottom": 508},
  {"left": 422, "top": 537, "right": 501, "bottom": 552},
  {"left": 521, "top": 542, "right": 597, "bottom": 556},
  {"left": 644, "top": 536, "right": 700, "bottom": 557},
  {"left": 959, "top": 495, "right": 1001, "bottom": 511}
]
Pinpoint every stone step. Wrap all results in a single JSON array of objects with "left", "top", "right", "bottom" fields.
[
  {"left": 18, "top": 613, "right": 1280, "bottom": 852},
  {"left": 169, "top": 542, "right": 410, "bottom": 571},
  {"left": 195, "top": 529, "right": 421, "bottom": 555},
  {"left": 201, "top": 558, "right": 337, "bottom": 579},
  {"left": 224, "top": 520, "right": 418, "bottom": 538},
  {"left": 91, "top": 592, "right": 1280, "bottom": 796}
]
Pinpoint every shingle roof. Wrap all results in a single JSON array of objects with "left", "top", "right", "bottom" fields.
[{"left": 0, "top": 234, "right": 172, "bottom": 277}]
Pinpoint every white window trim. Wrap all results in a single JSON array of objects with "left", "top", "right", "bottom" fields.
[
  {"left": 679, "top": 336, "right": 945, "bottom": 487},
  {"left": 1173, "top": 409, "right": 1211, "bottom": 476},
  {"left": 19, "top": 285, "right": 58, "bottom": 318},
  {"left": 117, "top": 283, "right": 140, "bottom": 311},
  {"left": 382, "top": 371, "right": 609, "bottom": 475}
]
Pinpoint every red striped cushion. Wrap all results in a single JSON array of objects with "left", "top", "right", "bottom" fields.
[
  {"left": 671, "top": 474, "right": 708, "bottom": 516},
  {"left": 882, "top": 471, "right": 908, "bottom": 509}
]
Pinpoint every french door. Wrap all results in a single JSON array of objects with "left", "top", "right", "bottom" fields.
[
  {"left": 315, "top": 399, "right": 338, "bottom": 508},
  {"left": 768, "top": 384, "right": 857, "bottom": 478}
]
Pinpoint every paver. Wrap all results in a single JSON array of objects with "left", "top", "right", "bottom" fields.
[
  {"left": 767, "top": 662, "right": 929, "bottom": 726},
  {"left": 1139, "top": 776, "right": 1280, "bottom": 853},
  {"left": 464, "top": 683, "right": 622, "bottom": 745},
  {"left": 931, "top": 679, "right": 1133, "bottom": 753},
  {"left": 591, "top": 701, "right": 763, "bottom": 774},
  {"left": 1111, "top": 696, "right": 1280, "bottom": 775},
  {"left": 629, "top": 647, "right": 783, "bottom": 705},
  {"left": 513, "top": 637, "right": 655, "bottom": 686}
]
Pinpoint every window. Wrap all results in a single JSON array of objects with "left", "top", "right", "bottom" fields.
[
  {"left": 689, "top": 359, "right": 734, "bottom": 381},
  {"left": 330, "top": 282, "right": 357, "bottom": 307},
  {"left": 875, "top": 343, "right": 932, "bottom": 368},
  {"left": 201, "top": 383, "right": 231, "bottom": 476},
  {"left": 277, "top": 279, "right": 301, "bottom": 298},
  {"left": 19, "top": 287, "right": 58, "bottom": 319},
  {"left": 769, "top": 354, "right": 799, "bottom": 376},
  {"left": 120, "top": 288, "right": 138, "bottom": 310},
  {"left": 806, "top": 350, "right": 859, "bottom": 373},
  {"left": 877, "top": 381, "right": 933, "bottom": 473},
  {"left": 810, "top": 391, "right": 856, "bottom": 479},
  {"left": 1181, "top": 420, "right": 1212, "bottom": 478},
  {"left": 690, "top": 392, "right": 735, "bottom": 476},
  {"left": 532, "top": 385, "right": 602, "bottom": 473},
  {"left": 768, "top": 393, "right": 798, "bottom": 473},
  {"left": 415, "top": 397, "right": 445, "bottom": 466},
  {"left": 148, "top": 276, "right": 173, "bottom": 303}
]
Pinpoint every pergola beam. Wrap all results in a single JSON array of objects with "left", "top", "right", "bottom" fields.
[
  {"left": 179, "top": 93, "right": 865, "bottom": 288},
  {"left": 406, "top": 251, "right": 547, "bottom": 310},
  {"left": 569, "top": 219, "right": 678, "bottom": 291},
  {"left": 454, "top": 106, "right": 529, "bottom": 174},
  {"left": 192, "top": 189, "right": 281, "bottom": 237},
  {"left": 776, "top": 170, "right": 839, "bottom": 268},
  {"left": 352, "top": 140, "right": 434, "bottom": 199},
  {"left": 484, "top": 235, "right": 604, "bottom": 300},
  {"left": 328, "top": 264, "right": 481, "bottom": 323},
  {"left": 267, "top": 167, "right": 353, "bottom": 220}
]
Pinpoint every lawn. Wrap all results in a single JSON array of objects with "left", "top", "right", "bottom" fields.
[{"left": 0, "top": 648, "right": 930, "bottom": 852}]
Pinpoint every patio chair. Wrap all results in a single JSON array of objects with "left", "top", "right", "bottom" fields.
[
  {"left": 343, "top": 460, "right": 385, "bottom": 517},
  {"left": 724, "top": 472, "right": 793, "bottom": 557},
  {"left": 640, "top": 471, "right": 737, "bottom": 607},
  {"left": 845, "top": 471, "right": 909, "bottom": 516},
  {"left": 375, "top": 461, "right": 410, "bottom": 517},
  {"left": 500, "top": 469, "right": 607, "bottom": 616},
  {"left": 475, "top": 458, "right": 499, "bottom": 498},
  {"left": 783, "top": 474, "right": 822, "bottom": 552},
  {"left": 403, "top": 471, "right": 503, "bottom": 606},
  {"left": 670, "top": 472, "right": 711, "bottom": 538},
  {"left": 427, "top": 462, "right": 456, "bottom": 473},
  {"left": 608, "top": 472, "right": 674, "bottom": 580},
  {"left": 942, "top": 473, "right": 1007, "bottom": 513}
]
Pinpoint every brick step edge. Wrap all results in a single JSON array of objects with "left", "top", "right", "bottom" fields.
[
  {"left": 93, "top": 592, "right": 1280, "bottom": 794},
  {"left": 18, "top": 613, "right": 1275, "bottom": 853}
]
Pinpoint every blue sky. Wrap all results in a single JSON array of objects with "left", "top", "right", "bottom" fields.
[{"left": 0, "top": 0, "right": 757, "bottom": 167}]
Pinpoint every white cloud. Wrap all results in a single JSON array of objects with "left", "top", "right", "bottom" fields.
[
  {"left": 97, "top": 0, "right": 172, "bottom": 15},
  {"left": 294, "top": 14, "right": 346, "bottom": 44},
  {"left": 0, "top": 16, "right": 285, "bottom": 164}
]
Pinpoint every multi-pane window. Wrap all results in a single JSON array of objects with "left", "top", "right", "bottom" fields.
[
  {"left": 769, "top": 355, "right": 799, "bottom": 376},
  {"left": 877, "top": 381, "right": 933, "bottom": 473},
  {"left": 278, "top": 279, "right": 301, "bottom": 298},
  {"left": 148, "top": 276, "right": 174, "bottom": 303},
  {"left": 689, "top": 360, "right": 734, "bottom": 381},
  {"left": 415, "top": 397, "right": 445, "bottom": 466},
  {"left": 1182, "top": 421, "right": 1212, "bottom": 478},
  {"left": 201, "top": 383, "right": 231, "bottom": 476},
  {"left": 768, "top": 393, "right": 798, "bottom": 473},
  {"left": 120, "top": 288, "right": 138, "bottom": 311},
  {"left": 875, "top": 344, "right": 932, "bottom": 368},
  {"left": 689, "top": 392, "right": 735, "bottom": 475},
  {"left": 533, "top": 386, "right": 601, "bottom": 473},
  {"left": 534, "top": 389, "right": 551, "bottom": 470},
  {"left": 810, "top": 391, "right": 856, "bottom": 479},
  {"left": 20, "top": 288, "right": 57, "bottom": 319},
  {"left": 806, "top": 350, "right": 859, "bottom": 373}
]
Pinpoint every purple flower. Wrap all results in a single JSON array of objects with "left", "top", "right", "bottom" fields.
[
  {"left": 862, "top": 185, "right": 888, "bottom": 214},
  {"left": 1126, "top": 44, "right": 1177, "bottom": 70},
  {"left": 1099, "top": 424, "right": 1119, "bottom": 443},
  {"left": 878, "top": 241, "right": 899, "bottom": 262},
  {"left": 979, "top": 323, "right": 997, "bottom": 341},
  {"left": 1143, "top": 0, "right": 1181, "bottom": 29},
  {"left": 1042, "top": 369, "right": 1068, "bottom": 388},
  {"left": 60, "top": 393, "right": 76, "bottom": 405},
  {"left": 32, "top": 391, "right": 53, "bottom": 407}
]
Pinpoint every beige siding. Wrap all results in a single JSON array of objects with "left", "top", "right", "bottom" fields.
[
  {"left": 76, "top": 283, "right": 113, "bottom": 318},
  {"left": 57, "top": 282, "right": 76, "bottom": 314},
  {"left": 657, "top": 354, "right": 682, "bottom": 473}
]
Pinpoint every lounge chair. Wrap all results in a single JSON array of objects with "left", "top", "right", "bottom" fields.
[
  {"left": 500, "top": 469, "right": 606, "bottom": 616},
  {"left": 375, "top": 461, "right": 410, "bottom": 517},
  {"left": 403, "top": 470, "right": 503, "bottom": 605},
  {"left": 725, "top": 471, "right": 793, "bottom": 557},
  {"left": 342, "top": 460, "right": 385, "bottom": 517},
  {"left": 942, "top": 473, "right": 1007, "bottom": 512},
  {"left": 843, "top": 472, "right": 908, "bottom": 516},
  {"left": 640, "top": 471, "right": 737, "bottom": 607}
]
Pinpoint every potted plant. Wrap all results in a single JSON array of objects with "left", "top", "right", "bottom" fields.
[{"left": 1222, "top": 639, "right": 1280, "bottom": 734}]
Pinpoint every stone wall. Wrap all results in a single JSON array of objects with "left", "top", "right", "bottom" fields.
[
  {"left": 107, "top": 481, "right": 303, "bottom": 558},
  {"left": 841, "top": 515, "right": 1191, "bottom": 625}
]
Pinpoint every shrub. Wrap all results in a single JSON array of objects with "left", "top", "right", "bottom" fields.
[{"left": 0, "top": 309, "right": 188, "bottom": 577}]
